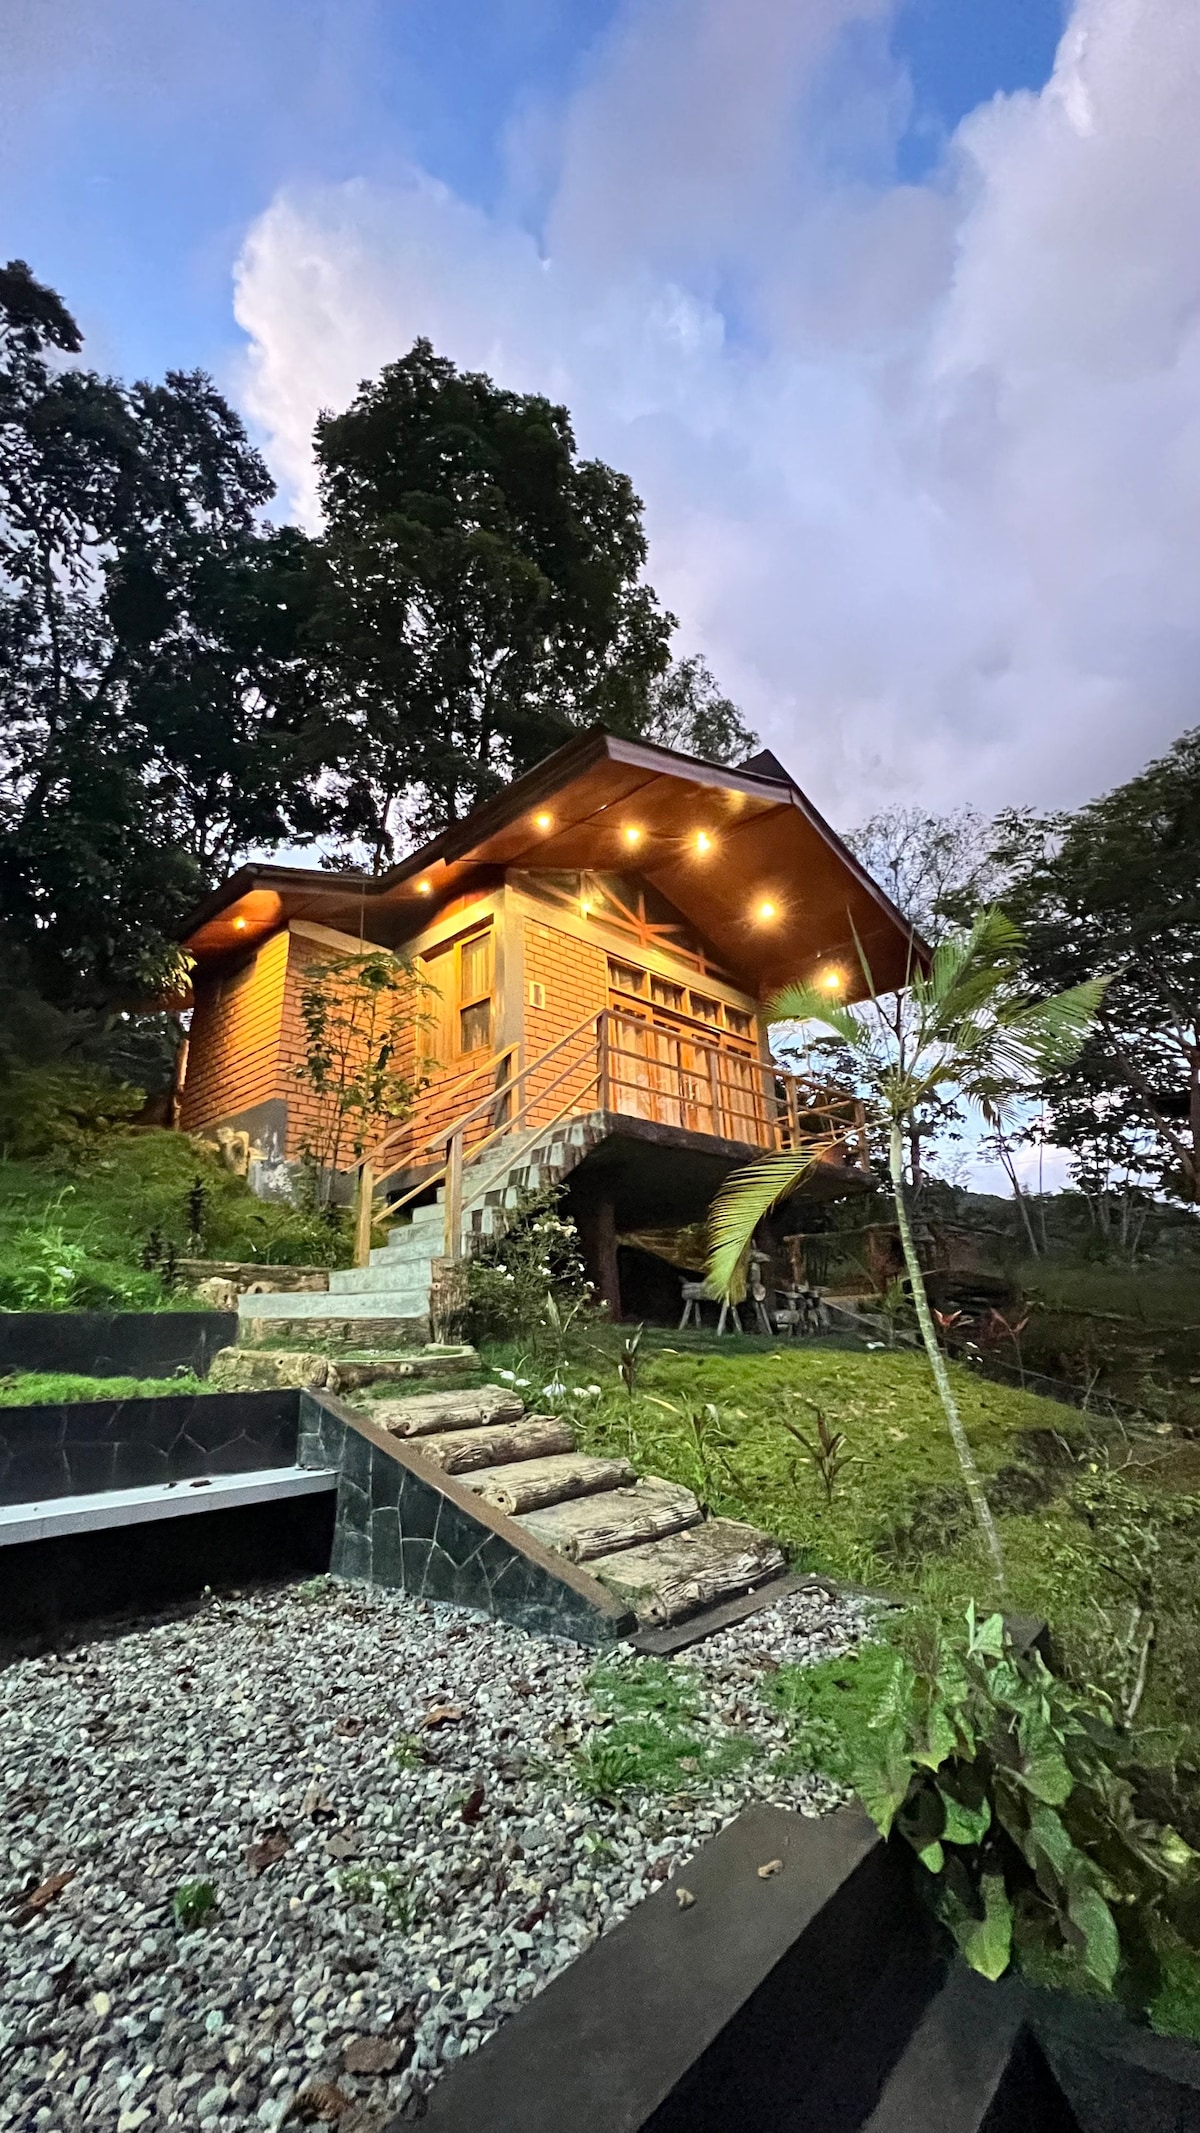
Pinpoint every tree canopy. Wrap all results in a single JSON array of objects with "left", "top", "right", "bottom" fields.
[
  {"left": 0, "top": 270, "right": 755, "bottom": 1016},
  {"left": 313, "top": 338, "right": 754, "bottom": 860},
  {"left": 994, "top": 729, "right": 1200, "bottom": 1204}
]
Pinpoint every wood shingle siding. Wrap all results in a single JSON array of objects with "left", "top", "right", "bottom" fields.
[{"left": 179, "top": 930, "right": 289, "bottom": 1132}]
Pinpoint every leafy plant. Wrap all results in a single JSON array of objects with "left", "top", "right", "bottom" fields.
[
  {"left": 709, "top": 909, "right": 1109, "bottom": 1588},
  {"left": 294, "top": 948, "right": 435, "bottom": 1205},
  {"left": 850, "top": 1605, "right": 1198, "bottom": 1992},
  {"left": 337, "top": 1864, "right": 414, "bottom": 1925},
  {"left": 574, "top": 1657, "right": 759, "bottom": 1803},
  {"left": 778, "top": 1398, "right": 855, "bottom": 1504},
  {"left": 617, "top": 1326, "right": 645, "bottom": 1399},
  {"left": 458, "top": 1187, "right": 594, "bottom": 1353},
  {"left": 646, "top": 1393, "right": 743, "bottom": 1507},
  {"left": 171, "top": 1879, "right": 219, "bottom": 1931}
]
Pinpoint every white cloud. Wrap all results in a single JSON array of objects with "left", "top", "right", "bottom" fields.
[{"left": 232, "top": 0, "right": 1200, "bottom": 825}]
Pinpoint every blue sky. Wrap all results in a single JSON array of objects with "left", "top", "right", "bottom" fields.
[
  {"left": 4, "top": 0, "right": 1064, "bottom": 385},
  {"left": 3, "top": 0, "right": 1196, "bottom": 859}
]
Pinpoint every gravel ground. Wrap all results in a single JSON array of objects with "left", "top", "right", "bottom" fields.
[{"left": 2, "top": 1580, "right": 873, "bottom": 2132}]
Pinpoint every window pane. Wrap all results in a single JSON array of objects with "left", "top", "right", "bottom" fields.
[
  {"left": 726, "top": 1008, "right": 752, "bottom": 1038},
  {"left": 460, "top": 999, "right": 491, "bottom": 1053},
  {"left": 690, "top": 992, "right": 720, "bottom": 1025},
  {"left": 608, "top": 958, "right": 644, "bottom": 994},
  {"left": 650, "top": 977, "right": 684, "bottom": 1010},
  {"left": 460, "top": 931, "right": 491, "bottom": 1003}
]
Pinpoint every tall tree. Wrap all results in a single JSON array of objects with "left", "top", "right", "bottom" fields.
[
  {"left": 0, "top": 260, "right": 330, "bottom": 1003},
  {"left": 709, "top": 911, "right": 1107, "bottom": 1588},
  {"left": 994, "top": 730, "right": 1200, "bottom": 1203},
  {"left": 314, "top": 339, "right": 752, "bottom": 863}
]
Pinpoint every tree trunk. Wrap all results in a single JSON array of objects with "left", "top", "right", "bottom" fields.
[{"left": 889, "top": 1122, "right": 1006, "bottom": 1590}]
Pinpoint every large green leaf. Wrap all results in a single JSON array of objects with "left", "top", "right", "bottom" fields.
[
  {"left": 1066, "top": 1878, "right": 1121, "bottom": 1990},
  {"left": 939, "top": 1790, "right": 993, "bottom": 1846},
  {"left": 946, "top": 1872, "right": 1014, "bottom": 1982},
  {"left": 913, "top": 1700, "right": 958, "bottom": 1772}
]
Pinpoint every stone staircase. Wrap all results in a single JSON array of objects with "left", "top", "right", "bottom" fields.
[
  {"left": 238, "top": 1114, "right": 608, "bottom": 1347},
  {"left": 355, "top": 1382, "right": 786, "bottom": 1629}
]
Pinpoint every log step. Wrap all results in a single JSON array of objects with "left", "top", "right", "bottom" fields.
[
  {"left": 460, "top": 1453, "right": 637, "bottom": 1516},
  {"left": 589, "top": 1519, "right": 787, "bottom": 1627},
  {"left": 415, "top": 1415, "right": 576, "bottom": 1475},
  {"left": 517, "top": 1479, "right": 702, "bottom": 1563},
  {"left": 370, "top": 1386, "right": 526, "bottom": 1437}
]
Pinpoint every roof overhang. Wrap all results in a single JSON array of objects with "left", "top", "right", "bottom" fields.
[{"left": 181, "top": 728, "right": 927, "bottom": 1003}]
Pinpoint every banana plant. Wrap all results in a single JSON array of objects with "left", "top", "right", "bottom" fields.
[{"left": 708, "top": 909, "right": 1108, "bottom": 1588}]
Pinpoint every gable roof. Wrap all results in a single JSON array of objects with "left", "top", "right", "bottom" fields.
[{"left": 181, "top": 727, "right": 924, "bottom": 1001}]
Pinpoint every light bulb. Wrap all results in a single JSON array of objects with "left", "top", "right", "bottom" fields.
[{"left": 757, "top": 900, "right": 777, "bottom": 922}]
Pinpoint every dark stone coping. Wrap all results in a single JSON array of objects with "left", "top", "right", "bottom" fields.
[
  {"left": 0, "top": 1390, "right": 298, "bottom": 1507},
  {"left": 413, "top": 1804, "right": 894, "bottom": 2133},
  {"left": 0, "top": 1310, "right": 236, "bottom": 1379},
  {"left": 300, "top": 1392, "right": 635, "bottom": 1647},
  {"left": 408, "top": 1801, "right": 1200, "bottom": 2133}
]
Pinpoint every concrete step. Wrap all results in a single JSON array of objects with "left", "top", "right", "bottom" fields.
[
  {"left": 589, "top": 1519, "right": 788, "bottom": 1627},
  {"left": 368, "top": 1387, "right": 526, "bottom": 1438},
  {"left": 459, "top": 1453, "right": 636, "bottom": 1515},
  {"left": 328, "top": 1262, "right": 438, "bottom": 1295},
  {"left": 517, "top": 1479, "right": 702, "bottom": 1564},
  {"left": 237, "top": 1288, "right": 429, "bottom": 1322},
  {"left": 417, "top": 1414, "right": 577, "bottom": 1476}
]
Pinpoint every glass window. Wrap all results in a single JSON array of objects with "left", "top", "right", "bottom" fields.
[
  {"left": 460, "top": 931, "right": 491, "bottom": 1005},
  {"left": 608, "top": 958, "right": 645, "bottom": 995},
  {"left": 725, "top": 1007, "right": 753, "bottom": 1038},
  {"left": 650, "top": 976, "right": 684, "bottom": 1011},
  {"left": 690, "top": 991, "right": 721, "bottom": 1025},
  {"left": 459, "top": 998, "right": 491, "bottom": 1053}
]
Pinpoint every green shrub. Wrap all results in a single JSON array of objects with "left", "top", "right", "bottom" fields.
[
  {"left": 0, "top": 1066, "right": 148, "bottom": 1162},
  {"left": 456, "top": 1187, "right": 594, "bottom": 1352},
  {"left": 849, "top": 1605, "right": 1199, "bottom": 1997}
]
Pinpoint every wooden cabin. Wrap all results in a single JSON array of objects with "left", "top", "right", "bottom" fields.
[{"left": 177, "top": 729, "right": 917, "bottom": 1313}]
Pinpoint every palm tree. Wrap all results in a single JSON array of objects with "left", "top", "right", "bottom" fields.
[{"left": 708, "top": 910, "right": 1107, "bottom": 1589}]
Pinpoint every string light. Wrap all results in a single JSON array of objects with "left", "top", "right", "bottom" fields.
[
  {"left": 822, "top": 969, "right": 843, "bottom": 991},
  {"left": 232, "top": 916, "right": 247, "bottom": 931},
  {"left": 416, "top": 880, "right": 432, "bottom": 895},
  {"left": 534, "top": 812, "right": 553, "bottom": 831},
  {"left": 623, "top": 825, "right": 643, "bottom": 846},
  {"left": 695, "top": 831, "right": 713, "bottom": 853},
  {"left": 756, "top": 900, "right": 777, "bottom": 922}
]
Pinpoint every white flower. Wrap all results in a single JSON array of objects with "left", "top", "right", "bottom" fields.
[{"left": 584, "top": 1384, "right": 602, "bottom": 1397}]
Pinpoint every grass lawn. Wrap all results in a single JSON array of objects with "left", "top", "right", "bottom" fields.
[
  {"left": 0, "top": 1130, "right": 351, "bottom": 1311},
  {"left": 482, "top": 1328, "right": 1200, "bottom": 1780},
  {"left": 0, "top": 1370, "right": 212, "bottom": 1406}
]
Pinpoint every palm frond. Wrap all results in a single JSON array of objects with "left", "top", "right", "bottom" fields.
[
  {"left": 769, "top": 983, "right": 869, "bottom": 1051},
  {"left": 707, "top": 1150, "right": 817, "bottom": 1297}
]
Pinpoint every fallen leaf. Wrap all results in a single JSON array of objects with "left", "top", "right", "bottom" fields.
[
  {"left": 333, "top": 1718, "right": 365, "bottom": 1739},
  {"left": 459, "top": 1784, "right": 486, "bottom": 1826},
  {"left": 293, "top": 2083, "right": 354, "bottom": 2123},
  {"left": 419, "top": 1705, "right": 463, "bottom": 1730},
  {"left": 676, "top": 1887, "right": 696, "bottom": 1909},
  {"left": 11, "top": 1868, "right": 76, "bottom": 1925},
  {"left": 757, "top": 1858, "right": 784, "bottom": 1879},
  {"left": 343, "top": 2031, "right": 413, "bottom": 2076},
  {"left": 512, "top": 1680, "right": 534, "bottom": 1699},
  {"left": 324, "top": 1829, "right": 360, "bottom": 1860},
  {"left": 301, "top": 1782, "right": 336, "bottom": 1820},
  {"left": 246, "top": 1825, "right": 290, "bottom": 1876},
  {"left": 517, "top": 1894, "right": 551, "bottom": 1931}
]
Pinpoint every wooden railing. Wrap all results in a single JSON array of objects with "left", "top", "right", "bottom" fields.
[{"left": 351, "top": 1009, "right": 869, "bottom": 1266}]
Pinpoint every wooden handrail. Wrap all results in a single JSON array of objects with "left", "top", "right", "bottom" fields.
[
  {"left": 351, "top": 1005, "right": 870, "bottom": 1265},
  {"left": 360, "top": 1044, "right": 519, "bottom": 1173}
]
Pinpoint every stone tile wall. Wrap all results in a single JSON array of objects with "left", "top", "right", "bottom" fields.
[
  {"left": 0, "top": 1391, "right": 299, "bottom": 1506},
  {"left": 299, "top": 1393, "right": 629, "bottom": 1647}
]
